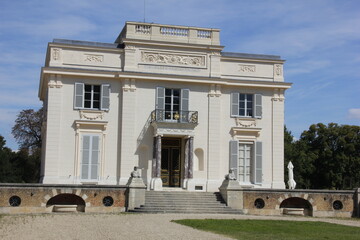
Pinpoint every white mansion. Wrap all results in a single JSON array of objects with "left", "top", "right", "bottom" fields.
[{"left": 39, "top": 22, "right": 291, "bottom": 191}]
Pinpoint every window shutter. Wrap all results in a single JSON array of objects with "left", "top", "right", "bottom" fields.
[
  {"left": 255, "top": 141, "right": 262, "bottom": 184},
  {"left": 181, "top": 89, "right": 189, "bottom": 112},
  {"left": 90, "top": 136, "right": 100, "bottom": 180},
  {"left": 229, "top": 140, "right": 239, "bottom": 180},
  {"left": 74, "top": 83, "right": 84, "bottom": 109},
  {"left": 254, "top": 94, "right": 262, "bottom": 118},
  {"left": 231, "top": 93, "right": 239, "bottom": 117},
  {"left": 81, "top": 135, "right": 90, "bottom": 179},
  {"left": 155, "top": 87, "right": 165, "bottom": 109},
  {"left": 100, "top": 84, "right": 110, "bottom": 111}
]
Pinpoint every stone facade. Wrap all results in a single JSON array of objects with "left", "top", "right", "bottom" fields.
[{"left": 38, "top": 22, "right": 291, "bottom": 192}]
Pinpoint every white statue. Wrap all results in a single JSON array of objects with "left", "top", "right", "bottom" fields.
[{"left": 287, "top": 161, "right": 296, "bottom": 189}]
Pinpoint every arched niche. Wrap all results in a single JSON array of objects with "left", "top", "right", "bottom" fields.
[{"left": 194, "top": 148, "right": 204, "bottom": 171}]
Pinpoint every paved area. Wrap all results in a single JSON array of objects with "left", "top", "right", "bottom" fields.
[{"left": 0, "top": 213, "right": 359, "bottom": 240}]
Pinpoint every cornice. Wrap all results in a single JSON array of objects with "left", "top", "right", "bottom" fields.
[
  {"left": 48, "top": 42, "right": 124, "bottom": 53},
  {"left": 221, "top": 56, "right": 285, "bottom": 64},
  {"left": 121, "top": 38, "right": 224, "bottom": 52}
]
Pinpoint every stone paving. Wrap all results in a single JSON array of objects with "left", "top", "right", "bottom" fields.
[{"left": 0, "top": 213, "right": 359, "bottom": 240}]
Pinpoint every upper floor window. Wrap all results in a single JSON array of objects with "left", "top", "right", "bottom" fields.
[
  {"left": 156, "top": 87, "right": 189, "bottom": 121},
  {"left": 74, "top": 83, "right": 110, "bottom": 111},
  {"left": 231, "top": 93, "right": 262, "bottom": 118}
]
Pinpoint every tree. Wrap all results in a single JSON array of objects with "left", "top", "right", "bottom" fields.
[
  {"left": 285, "top": 123, "right": 360, "bottom": 190},
  {"left": 0, "top": 135, "right": 16, "bottom": 182},
  {"left": 12, "top": 107, "right": 43, "bottom": 150}
]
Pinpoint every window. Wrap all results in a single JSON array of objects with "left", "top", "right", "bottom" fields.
[
  {"left": 81, "top": 134, "right": 100, "bottom": 181},
  {"left": 155, "top": 87, "right": 189, "bottom": 121},
  {"left": 230, "top": 141, "right": 262, "bottom": 184},
  {"left": 231, "top": 93, "right": 262, "bottom": 118},
  {"left": 74, "top": 83, "right": 110, "bottom": 110}
]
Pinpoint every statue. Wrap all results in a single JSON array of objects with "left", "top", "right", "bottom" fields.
[
  {"left": 131, "top": 166, "right": 141, "bottom": 178},
  {"left": 287, "top": 161, "right": 296, "bottom": 189},
  {"left": 225, "top": 168, "right": 236, "bottom": 180}
]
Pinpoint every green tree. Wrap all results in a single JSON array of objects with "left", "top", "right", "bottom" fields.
[
  {"left": 294, "top": 123, "right": 360, "bottom": 189},
  {"left": 0, "top": 135, "right": 17, "bottom": 182}
]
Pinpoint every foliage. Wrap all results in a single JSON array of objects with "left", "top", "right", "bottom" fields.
[
  {"left": 173, "top": 219, "right": 360, "bottom": 240},
  {"left": 285, "top": 123, "right": 360, "bottom": 189},
  {"left": 12, "top": 107, "right": 43, "bottom": 150},
  {"left": 0, "top": 135, "right": 41, "bottom": 183}
]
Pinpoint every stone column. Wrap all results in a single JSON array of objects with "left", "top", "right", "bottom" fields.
[
  {"left": 184, "top": 138, "right": 189, "bottom": 179},
  {"left": 151, "top": 135, "right": 163, "bottom": 190},
  {"left": 188, "top": 137, "right": 194, "bottom": 179}
]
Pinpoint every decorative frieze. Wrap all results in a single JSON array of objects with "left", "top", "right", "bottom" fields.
[
  {"left": 48, "top": 75, "right": 62, "bottom": 88},
  {"left": 274, "top": 64, "right": 283, "bottom": 77},
  {"left": 235, "top": 118, "right": 257, "bottom": 128},
  {"left": 239, "top": 64, "right": 256, "bottom": 73},
  {"left": 79, "top": 110, "right": 104, "bottom": 120},
  {"left": 141, "top": 51, "right": 206, "bottom": 67},
  {"left": 51, "top": 48, "right": 61, "bottom": 61},
  {"left": 84, "top": 54, "right": 104, "bottom": 63}
]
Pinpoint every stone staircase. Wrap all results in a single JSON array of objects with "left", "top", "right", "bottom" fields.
[{"left": 130, "top": 191, "right": 243, "bottom": 214}]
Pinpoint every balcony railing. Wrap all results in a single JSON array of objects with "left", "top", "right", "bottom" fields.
[{"left": 151, "top": 109, "right": 198, "bottom": 124}]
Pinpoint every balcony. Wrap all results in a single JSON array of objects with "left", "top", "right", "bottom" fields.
[{"left": 151, "top": 109, "right": 198, "bottom": 124}]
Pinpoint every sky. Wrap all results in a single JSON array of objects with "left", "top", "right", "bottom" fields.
[{"left": 0, "top": 0, "right": 359, "bottom": 150}]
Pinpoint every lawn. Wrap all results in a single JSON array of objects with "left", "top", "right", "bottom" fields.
[{"left": 172, "top": 219, "right": 360, "bottom": 240}]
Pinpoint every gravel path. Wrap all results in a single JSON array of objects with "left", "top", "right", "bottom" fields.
[{"left": 0, "top": 213, "right": 359, "bottom": 240}]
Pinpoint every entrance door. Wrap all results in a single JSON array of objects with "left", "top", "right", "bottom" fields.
[{"left": 161, "top": 138, "right": 181, "bottom": 187}]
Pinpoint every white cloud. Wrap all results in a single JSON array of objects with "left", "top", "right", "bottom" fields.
[{"left": 348, "top": 109, "right": 360, "bottom": 120}]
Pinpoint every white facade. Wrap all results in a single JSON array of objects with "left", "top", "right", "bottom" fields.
[{"left": 39, "top": 22, "right": 291, "bottom": 191}]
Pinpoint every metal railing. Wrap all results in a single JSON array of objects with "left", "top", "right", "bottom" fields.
[{"left": 151, "top": 109, "right": 198, "bottom": 124}]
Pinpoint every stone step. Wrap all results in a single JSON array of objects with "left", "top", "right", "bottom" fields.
[{"left": 130, "top": 209, "right": 243, "bottom": 214}]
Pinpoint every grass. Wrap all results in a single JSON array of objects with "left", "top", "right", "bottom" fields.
[{"left": 172, "top": 219, "right": 360, "bottom": 240}]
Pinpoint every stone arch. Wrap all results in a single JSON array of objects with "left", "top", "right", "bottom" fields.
[
  {"left": 280, "top": 197, "right": 313, "bottom": 216},
  {"left": 46, "top": 194, "right": 86, "bottom": 212}
]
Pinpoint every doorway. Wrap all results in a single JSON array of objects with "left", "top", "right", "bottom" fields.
[{"left": 161, "top": 138, "right": 181, "bottom": 187}]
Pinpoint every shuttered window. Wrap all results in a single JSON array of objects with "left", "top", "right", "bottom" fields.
[
  {"left": 229, "top": 140, "right": 262, "bottom": 184},
  {"left": 81, "top": 134, "right": 100, "bottom": 181},
  {"left": 74, "top": 83, "right": 110, "bottom": 110},
  {"left": 230, "top": 93, "right": 262, "bottom": 118},
  {"left": 156, "top": 87, "right": 190, "bottom": 122}
]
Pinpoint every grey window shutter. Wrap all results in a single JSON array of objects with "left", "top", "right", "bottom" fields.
[
  {"left": 231, "top": 93, "right": 239, "bottom": 117},
  {"left": 156, "top": 87, "right": 165, "bottom": 109},
  {"left": 74, "top": 83, "right": 84, "bottom": 109},
  {"left": 81, "top": 135, "right": 90, "bottom": 179},
  {"left": 229, "top": 140, "right": 239, "bottom": 180},
  {"left": 254, "top": 94, "right": 262, "bottom": 118},
  {"left": 255, "top": 141, "right": 262, "bottom": 184},
  {"left": 90, "top": 135, "right": 100, "bottom": 180},
  {"left": 181, "top": 89, "right": 189, "bottom": 112},
  {"left": 100, "top": 84, "right": 110, "bottom": 111}
]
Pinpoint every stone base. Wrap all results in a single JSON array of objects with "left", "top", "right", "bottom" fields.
[
  {"left": 219, "top": 179, "right": 243, "bottom": 209},
  {"left": 150, "top": 178, "right": 163, "bottom": 191},
  {"left": 127, "top": 177, "right": 146, "bottom": 210}
]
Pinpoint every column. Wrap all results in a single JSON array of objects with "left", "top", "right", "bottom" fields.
[
  {"left": 188, "top": 137, "right": 194, "bottom": 179},
  {"left": 151, "top": 135, "right": 163, "bottom": 190},
  {"left": 155, "top": 135, "right": 162, "bottom": 178}
]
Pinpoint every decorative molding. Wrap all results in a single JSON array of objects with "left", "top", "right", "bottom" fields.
[
  {"left": 141, "top": 51, "right": 206, "bottom": 67},
  {"left": 152, "top": 122, "right": 196, "bottom": 137},
  {"left": 79, "top": 110, "right": 104, "bottom": 120},
  {"left": 48, "top": 75, "right": 62, "bottom": 88},
  {"left": 274, "top": 64, "right": 283, "bottom": 77},
  {"left": 211, "top": 51, "right": 221, "bottom": 56},
  {"left": 74, "top": 120, "right": 108, "bottom": 132},
  {"left": 231, "top": 127, "right": 261, "bottom": 139},
  {"left": 208, "top": 84, "right": 221, "bottom": 97},
  {"left": 51, "top": 48, "right": 61, "bottom": 61},
  {"left": 272, "top": 88, "right": 285, "bottom": 102},
  {"left": 123, "top": 79, "right": 136, "bottom": 92},
  {"left": 235, "top": 118, "right": 257, "bottom": 128},
  {"left": 239, "top": 64, "right": 256, "bottom": 73},
  {"left": 125, "top": 45, "right": 136, "bottom": 50},
  {"left": 84, "top": 54, "right": 104, "bottom": 63}
]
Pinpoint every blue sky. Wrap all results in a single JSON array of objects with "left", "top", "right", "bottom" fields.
[{"left": 0, "top": 0, "right": 359, "bottom": 150}]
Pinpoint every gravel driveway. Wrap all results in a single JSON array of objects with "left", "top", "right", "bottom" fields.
[{"left": 1, "top": 213, "right": 359, "bottom": 240}]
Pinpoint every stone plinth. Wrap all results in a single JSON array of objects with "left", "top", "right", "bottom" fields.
[
  {"left": 126, "top": 177, "right": 146, "bottom": 210},
  {"left": 219, "top": 179, "right": 244, "bottom": 210}
]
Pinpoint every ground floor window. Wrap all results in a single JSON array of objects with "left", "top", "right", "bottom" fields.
[
  {"left": 238, "top": 143, "right": 252, "bottom": 183},
  {"left": 81, "top": 134, "right": 100, "bottom": 180},
  {"left": 230, "top": 140, "right": 262, "bottom": 184}
]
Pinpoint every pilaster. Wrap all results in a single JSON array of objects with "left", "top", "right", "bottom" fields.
[
  {"left": 119, "top": 79, "right": 137, "bottom": 185},
  {"left": 42, "top": 74, "right": 63, "bottom": 183},
  {"left": 271, "top": 89, "right": 285, "bottom": 188}
]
